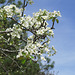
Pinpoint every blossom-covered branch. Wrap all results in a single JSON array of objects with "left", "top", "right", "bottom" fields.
[{"left": 0, "top": 4, "right": 61, "bottom": 61}]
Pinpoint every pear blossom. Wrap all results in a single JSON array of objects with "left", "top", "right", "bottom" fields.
[
  {"left": 45, "top": 47, "right": 50, "bottom": 52},
  {"left": 16, "top": 49, "right": 23, "bottom": 58},
  {"left": 41, "top": 56, "right": 46, "bottom": 61},
  {"left": 0, "top": 4, "right": 61, "bottom": 61}
]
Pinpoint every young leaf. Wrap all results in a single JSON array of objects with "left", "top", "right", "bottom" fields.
[
  {"left": 31, "top": 56, "right": 34, "bottom": 59},
  {"left": 22, "top": 59, "right": 26, "bottom": 64},
  {"left": 56, "top": 19, "right": 59, "bottom": 23}
]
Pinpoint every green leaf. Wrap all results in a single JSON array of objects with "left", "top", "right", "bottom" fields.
[
  {"left": 30, "top": 59, "right": 32, "bottom": 64},
  {"left": 31, "top": 56, "right": 34, "bottom": 59},
  {"left": 22, "top": 52, "right": 26, "bottom": 56},
  {"left": 21, "top": 59, "right": 26, "bottom": 64},
  {"left": 29, "top": 1, "right": 34, "bottom": 5},
  {"left": 18, "top": 1, "right": 22, "bottom": 5},
  {"left": 49, "top": 17, "right": 53, "bottom": 20},
  {"left": 18, "top": 56, "right": 24, "bottom": 60},
  {"left": 56, "top": 19, "right": 59, "bottom": 23}
]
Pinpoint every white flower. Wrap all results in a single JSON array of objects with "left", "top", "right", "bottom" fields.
[
  {"left": 23, "top": 21, "right": 29, "bottom": 28},
  {"left": 29, "top": 35, "right": 34, "bottom": 39},
  {"left": 17, "top": 34, "right": 20, "bottom": 38},
  {"left": 24, "top": 50, "right": 28, "bottom": 55},
  {"left": 9, "top": 4, "right": 16, "bottom": 8},
  {"left": 57, "top": 11, "right": 61, "bottom": 17},
  {"left": 16, "top": 55, "right": 20, "bottom": 58},
  {"left": 6, "top": 28, "right": 13, "bottom": 31},
  {"left": 37, "top": 29, "right": 44, "bottom": 35},
  {"left": 45, "top": 47, "right": 49, "bottom": 52},
  {"left": 52, "top": 46, "right": 55, "bottom": 50},
  {"left": 16, "top": 49, "right": 23, "bottom": 58},
  {"left": 33, "top": 12, "right": 40, "bottom": 17},
  {"left": 41, "top": 56, "right": 46, "bottom": 61},
  {"left": 37, "top": 53, "right": 42, "bottom": 55},
  {"left": 31, "top": 44, "right": 37, "bottom": 50},
  {"left": 41, "top": 16, "right": 48, "bottom": 20},
  {"left": 2, "top": 5, "right": 61, "bottom": 60},
  {"left": 49, "top": 30, "right": 53, "bottom": 33},
  {"left": 36, "top": 43, "right": 41, "bottom": 47},
  {"left": 54, "top": 10, "right": 57, "bottom": 14},
  {"left": 53, "top": 10, "right": 61, "bottom": 17},
  {"left": 47, "top": 41, "right": 50, "bottom": 44}
]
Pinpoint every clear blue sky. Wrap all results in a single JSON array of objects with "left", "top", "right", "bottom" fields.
[{"left": 25, "top": 0, "right": 75, "bottom": 75}]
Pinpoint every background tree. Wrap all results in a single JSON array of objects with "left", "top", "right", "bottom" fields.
[{"left": 0, "top": 0, "right": 61, "bottom": 75}]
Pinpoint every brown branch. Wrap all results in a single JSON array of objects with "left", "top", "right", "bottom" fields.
[
  {"left": 9, "top": 17, "right": 47, "bottom": 43},
  {"left": 51, "top": 18, "right": 56, "bottom": 29},
  {"left": 42, "top": 41, "right": 48, "bottom": 45},
  {"left": 22, "top": 0, "right": 28, "bottom": 16},
  {"left": 10, "top": 17, "right": 37, "bottom": 36},
  {"left": 38, "top": 19, "right": 45, "bottom": 29},
  {"left": 10, "top": 17, "right": 22, "bottom": 25}
]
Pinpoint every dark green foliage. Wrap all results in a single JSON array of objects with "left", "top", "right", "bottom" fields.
[
  {"left": 0, "top": 0, "right": 6, "bottom": 4},
  {"left": 0, "top": 0, "right": 23, "bottom": 8}
]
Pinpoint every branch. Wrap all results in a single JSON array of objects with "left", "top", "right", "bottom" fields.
[
  {"left": 22, "top": 38, "right": 27, "bottom": 43},
  {"left": 0, "top": 31, "right": 13, "bottom": 34},
  {"left": 0, "top": 35, "right": 16, "bottom": 50},
  {"left": 38, "top": 19, "right": 45, "bottom": 29},
  {"left": 9, "top": 17, "right": 47, "bottom": 43},
  {"left": 42, "top": 40, "right": 48, "bottom": 45},
  {"left": 10, "top": 17, "right": 22, "bottom": 25},
  {"left": 51, "top": 17, "right": 56, "bottom": 29},
  {"left": 0, "top": 48, "right": 18, "bottom": 53},
  {"left": 10, "top": 17, "right": 37, "bottom": 36},
  {"left": 0, "top": 50, "right": 21, "bottom": 69},
  {"left": 22, "top": 0, "right": 28, "bottom": 16},
  {"left": 5, "top": 0, "right": 9, "bottom": 6}
]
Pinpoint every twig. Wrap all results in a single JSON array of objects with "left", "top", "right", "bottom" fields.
[
  {"left": 0, "top": 48, "right": 18, "bottom": 53},
  {"left": 22, "top": 0, "right": 28, "bottom": 16},
  {"left": 0, "top": 31, "right": 13, "bottom": 34},
  {"left": 42, "top": 40, "right": 48, "bottom": 45},
  {"left": 5, "top": 0, "right": 9, "bottom": 6},
  {"left": 22, "top": 38, "right": 27, "bottom": 42},
  {"left": 51, "top": 18, "right": 56, "bottom": 29}
]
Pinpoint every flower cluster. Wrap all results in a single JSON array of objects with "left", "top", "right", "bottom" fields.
[
  {"left": 3, "top": 4, "right": 23, "bottom": 17},
  {"left": 33, "top": 9, "right": 61, "bottom": 20},
  {"left": 6, "top": 24, "right": 22, "bottom": 39},
  {"left": 0, "top": 4, "right": 61, "bottom": 61}
]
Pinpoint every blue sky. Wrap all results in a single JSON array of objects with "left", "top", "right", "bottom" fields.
[{"left": 25, "top": 0, "right": 75, "bottom": 75}]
